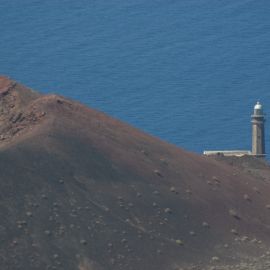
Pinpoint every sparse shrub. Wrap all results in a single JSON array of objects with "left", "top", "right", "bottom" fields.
[
  {"left": 243, "top": 194, "right": 251, "bottom": 201},
  {"left": 229, "top": 209, "right": 241, "bottom": 220},
  {"left": 211, "top": 256, "right": 219, "bottom": 262},
  {"left": 154, "top": 170, "right": 162, "bottom": 177},
  {"left": 164, "top": 208, "right": 172, "bottom": 214},
  {"left": 202, "top": 222, "right": 210, "bottom": 228},
  {"left": 175, "top": 239, "right": 184, "bottom": 246}
]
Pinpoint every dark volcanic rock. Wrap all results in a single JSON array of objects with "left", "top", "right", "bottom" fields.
[{"left": 1, "top": 76, "right": 270, "bottom": 270}]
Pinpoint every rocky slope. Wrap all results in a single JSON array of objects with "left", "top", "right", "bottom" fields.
[{"left": 0, "top": 76, "right": 270, "bottom": 270}]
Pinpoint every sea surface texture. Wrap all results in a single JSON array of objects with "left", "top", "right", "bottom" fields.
[{"left": 0, "top": 0, "right": 269, "bottom": 154}]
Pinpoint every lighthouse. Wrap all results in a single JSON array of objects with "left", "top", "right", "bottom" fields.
[
  {"left": 251, "top": 101, "right": 266, "bottom": 157},
  {"left": 204, "top": 101, "right": 267, "bottom": 157}
]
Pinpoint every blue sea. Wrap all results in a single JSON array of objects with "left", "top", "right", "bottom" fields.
[{"left": 0, "top": 0, "right": 270, "bottom": 154}]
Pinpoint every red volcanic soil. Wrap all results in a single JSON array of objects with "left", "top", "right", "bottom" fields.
[{"left": 1, "top": 76, "right": 270, "bottom": 270}]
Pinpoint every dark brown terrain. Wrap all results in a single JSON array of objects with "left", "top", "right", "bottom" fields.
[{"left": 1, "top": 76, "right": 270, "bottom": 270}]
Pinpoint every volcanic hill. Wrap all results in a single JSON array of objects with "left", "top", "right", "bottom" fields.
[{"left": 1, "top": 76, "right": 270, "bottom": 270}]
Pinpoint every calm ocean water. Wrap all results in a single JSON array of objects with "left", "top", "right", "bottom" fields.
[{"left": 0, "top": 0, "right": 270, "bottom": 154}]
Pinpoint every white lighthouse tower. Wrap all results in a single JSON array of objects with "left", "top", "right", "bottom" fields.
[
  {"left": 251, "top": 101, "right": 266, "bottom": 157},
  {"left": 204, "top": 101, "right": 266, "bottom": 158}
]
